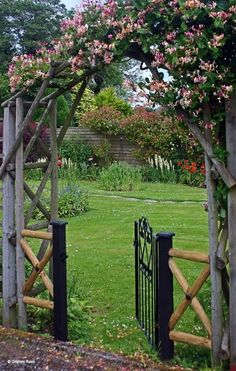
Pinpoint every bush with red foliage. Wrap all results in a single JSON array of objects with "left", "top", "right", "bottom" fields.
[
  {"left": 0, "top": 121, "right": 50, "bottom": 163},
  {"left": 120, "top": 107, "right": 196, "bottom": 163}
]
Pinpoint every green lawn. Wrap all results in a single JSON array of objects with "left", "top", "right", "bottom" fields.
[{"left": 64, "top": 181, "right": 211, "bottom": 368}]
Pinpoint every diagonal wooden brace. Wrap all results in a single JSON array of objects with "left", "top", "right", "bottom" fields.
[
  {"left": 169, "top": 259, "right": 212, "bottom": 336},
  {"left": 20, "top": 239, "right": 53, "bottom": 296},
  {"left": 169, "top": 264, "right": 210, "bottom": 330},
  {"left": 0, "top": 67, "right": 54, "bottom": 179},
  {"left": 24, "top": 162, "right": 53, "bottom": 225}
]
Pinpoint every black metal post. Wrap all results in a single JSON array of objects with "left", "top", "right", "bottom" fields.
[
  {"left": 51, "top": 220, "right": 68, "bottom": 341},
  {"left": 157, "top": 232, "right": 174, "bottom": 360},
  {"left": 153, "top": 234, "right": 159, "bottom": 350},
  {"left": 134, "top": 221, "right": 139, "bottom": 320}
]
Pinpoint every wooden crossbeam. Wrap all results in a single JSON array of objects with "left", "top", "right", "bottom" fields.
[
  {"left": 23, "top": 296, "right": 53, "bottom": 310},
  {"left": 169, "top": 263, "right": 210, "bottom": 330},
  {"left": 169, "top": 331, "right": 211, "bottom": 349},
  {"left": 1, "top": 92, "right": 22, "bottom": 107},
  {"left": 169, "top": 249, "right": 209, "bottom": 264},
  {"left": 41, "top": 68, "right": 95, "bottom": 103},
  {"left": 20, "top": 239, "right": 53, "bottom": 296},
  {"left": 21, "top": 229, "right": 52, "bottom": 240},
  {"left": 24, "top": 222, "right": 49, "bottom": 232},
  {"left": 169, "top": 259, "right": 212, "bottom": 336}
]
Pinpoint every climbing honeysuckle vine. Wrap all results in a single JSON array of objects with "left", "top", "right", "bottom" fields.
[
  {"left": 8, "top": 0, "right": 236, "bottom": 209},
  {"left": 8, "top": 0, "right": 236, "bottom": 136}
]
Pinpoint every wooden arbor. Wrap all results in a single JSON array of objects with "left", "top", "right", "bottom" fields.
[
  {"left": 0, "top": 62, "right": 90, "bottom": 329},
  {"left": 1, "top": 57, "right": 236, "bottom": 366}
]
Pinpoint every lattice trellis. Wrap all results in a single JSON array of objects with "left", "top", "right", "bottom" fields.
[
  {"left": 168, "top": 250, "right": 211, "bottom": 349},
  {"left": 1, "top": 64, "right": 90, "bottom": 329}
]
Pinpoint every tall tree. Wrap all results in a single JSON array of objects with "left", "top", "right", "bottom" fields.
[{"left": 0, "top": 0, "right": 67, "bottom": 73}]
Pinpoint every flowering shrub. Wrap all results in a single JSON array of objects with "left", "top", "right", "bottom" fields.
[
  {"left": 80, "top": 105, "right": 122, "bottom": 135},
  {"left": 121, "top": 107, "right": 193, "bottom": 163},
  {"left": 177, "top": 160, "right": 206, "bottom": 187}
]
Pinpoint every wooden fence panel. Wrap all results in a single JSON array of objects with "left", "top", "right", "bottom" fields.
[
  {"left": 57, "top": 126, "right": 144, "bottom": 166},
  {"left": 0, "top": 118, "right": 144, "bottom": 166}
]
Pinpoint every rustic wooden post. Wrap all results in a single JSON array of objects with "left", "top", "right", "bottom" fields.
[
  {"left": 15, "top": 98, "right": 27, "bottom": 328},
  {"left": 205, "top": 153, "right": 223, "bottom": 365},
  {"left": 226, "top": 91, "right": 236, "bottom": 368},
  {"left": 50, "top": 99, "right": 58, "bottom": 220},
  {"left": 49, "top": 99, "right": 58, "bottom": 280},
  {"left": 2, "top": 106, "right": 17, "bottom": 327}
]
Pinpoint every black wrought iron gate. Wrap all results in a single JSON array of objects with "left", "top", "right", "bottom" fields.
[{"left": 134, "top": 217, "right": 174, "bottom": 360}]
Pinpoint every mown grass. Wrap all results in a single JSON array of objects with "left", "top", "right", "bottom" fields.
[
  {"left": 64, "top": 180, "right": 211, "bottom": 369},
  {"left": 0, "top": 179, "right": 211, "bottom": 368}
]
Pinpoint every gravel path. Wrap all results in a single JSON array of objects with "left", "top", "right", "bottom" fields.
[{"left": 0, "top": 327, "right": 190, "bottom": 371}]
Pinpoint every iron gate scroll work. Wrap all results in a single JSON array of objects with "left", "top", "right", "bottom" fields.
[{"left": 134, "top": 217, "right": 174, "bottom": 360}]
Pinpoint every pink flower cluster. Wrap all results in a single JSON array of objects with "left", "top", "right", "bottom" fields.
[{"left": 7, "top": 0, "right": 236, "bottom": 119}]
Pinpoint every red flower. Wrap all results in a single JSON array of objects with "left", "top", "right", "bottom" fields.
[
  {"left": 200, "top": 163, "right": 206, "bottom": 175},
  {"left": 57, "top": 155, "right": 63, "bottom": 167}
]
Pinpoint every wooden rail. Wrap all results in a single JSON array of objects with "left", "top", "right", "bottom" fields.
[
  {"left": 169, "top": 331, "right": 211, "bottom": 349},
  {"left": 21, "top": 229, "right": 52, "bottom": 240},
  {"left": 23, "top": 296, "right": 53, "bottom": 310},
  {"left": 169, "top": 249, "right": 209, "bottom": 264}
]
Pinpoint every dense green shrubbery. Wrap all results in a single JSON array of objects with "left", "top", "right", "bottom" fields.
[
  {"left": 34, "top": 94, "right": 70, "bottom": 127},
  {"left": 67, "top": 272, "right": 92, "bottom": 343},
  {"left": 100, "top": 162, "right": 142, "bottom": 191},
  {"left": 95, "top": 87, "right": 132, "bottom": 116},
  {"left": 141, "top": 165, "right": 177, "bottom": 184},
  {"left": 60, "top": 135, "right": 93, "bottom": 168},
  {"left": 59, "top": 136, "right": 111, "bottom": 178},
  {"left": 25, "top": 184, "right": 89, "bottom": 219},
  {"left": 27, "top": 272, "right": 92, "bottom": 343},
  {"left": 58, "top": 184, "right": 89, "bottom": 217}
]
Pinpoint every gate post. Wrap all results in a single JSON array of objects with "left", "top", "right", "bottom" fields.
[
  {"left": 157, "top": 232, "right": 174, "bottom": 360},
  {"left": 2, "top": 106, "right": 17, "bottom": 327},
  {"left": 134, "top": 221, "right": 139, "bottom": 320},
  {"left": 51, "top": 221, "right": 68, "bottom": 341}
]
